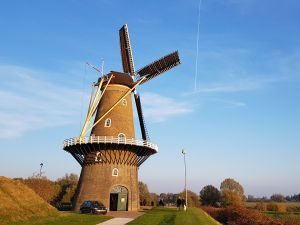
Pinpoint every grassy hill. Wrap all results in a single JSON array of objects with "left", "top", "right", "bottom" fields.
[
  {"left": 0, "top": 176, "right": 111, "bottom": 225},
  {"left": 0, "top": 176, "right": 58, "bottom": 224}
]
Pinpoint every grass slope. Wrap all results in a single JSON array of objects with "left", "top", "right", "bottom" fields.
[
  {"left": 0, "top": 176, "right": 111, "bottom": 225},
  {"left": 0, "top": 176, "right": 58, "bottom": 224},
  {"left": 128, "top": 207, "right": 221, "bottom": 225}
]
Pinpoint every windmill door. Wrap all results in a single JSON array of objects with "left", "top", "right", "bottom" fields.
[
  {"left": 117, "top": 192, "right": 128, "bottom": 211},
  {"left": 110, "top": 186, "right": 128, "bottom": 211},
  {"left": 109, "top": 193, "right": 118, "bottom": 211}
]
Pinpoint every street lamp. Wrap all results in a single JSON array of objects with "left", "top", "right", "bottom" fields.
[
  {"left": 182, "top": 149, "right": 187, "bottom": 210},
  {"left": 39, "top": 163, "right": 44, "bottom": 177}
]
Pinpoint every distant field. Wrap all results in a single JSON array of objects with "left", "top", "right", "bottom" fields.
[
  {"left": 245, "top": 202, "right": 300, "bottom": 223},
  {"left": 245, "top": 202, "right": 300, "bottom": 208},
  {"left": 128, "top": 207, "right": 221, "bottom": 225},
  {"left": 266, "top": 211, "right": 300, "bottom": 222}
]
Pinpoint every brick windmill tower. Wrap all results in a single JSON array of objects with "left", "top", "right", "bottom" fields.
[{"left": 63, "top": 24, "right": 180, "bottom": 211}]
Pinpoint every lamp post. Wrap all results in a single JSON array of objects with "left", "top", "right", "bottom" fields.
[
  {"left": 39, "top": 163, "right": 43, "bottom": 177},
  {"left": 182, "top": 149, "right": 187, "bottom": 210}
]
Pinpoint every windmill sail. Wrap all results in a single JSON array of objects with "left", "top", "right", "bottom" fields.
[
  {"left": 136, "top": 51, "right": 180, "bottom": 84},
  {"left": 134, "top": 93, "right": 149, "bottom": 141},
  {"left": 119, "top": 24, "right": 135, "bottom": 75}
]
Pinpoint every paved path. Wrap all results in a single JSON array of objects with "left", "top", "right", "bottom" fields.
[
  {"left": 97, "top": 217, "right": 133, "bottom": 225},
  {"left": 97, "top": 211, "right": 144, "bottom": 225}
]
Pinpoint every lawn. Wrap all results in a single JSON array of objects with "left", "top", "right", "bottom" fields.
[
  {"left": 7, "top": 212, "right": 112, "bottom": 225},
  {"left": 128, "top": 207, "right": 220, "bottom": 225}
]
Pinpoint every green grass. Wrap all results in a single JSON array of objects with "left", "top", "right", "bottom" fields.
[
  {"left": 8, "top": 212, "right": 112, "bottom": 225},
  {"left": 127, "top": 207, "right": 220, "bottom": 225}
]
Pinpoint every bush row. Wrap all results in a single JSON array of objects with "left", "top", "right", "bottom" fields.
[
  {"left": 202, "top": 205, "right": 300, "bottom": 225},
  {"left": 255, "top": 203, "right": 300, "bottom": 212}
]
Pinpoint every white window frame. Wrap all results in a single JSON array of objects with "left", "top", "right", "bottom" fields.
[
  {"left": 104, "top": 118, "right": 111, "bottom": 127},
  {"left": 122, "top": 98, "right": 127, "bottom": 106},
  {"left": 118, "top": 133, "right": 126, "bottom": 142},
  {"left": 95, "top": 152, "right": 102, "bottom": 162},
  {"left": 112, "top": 168, "right": 119, "bottom": 177}
]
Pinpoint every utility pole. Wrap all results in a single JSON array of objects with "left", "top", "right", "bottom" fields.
[
  {"left": 39, "top": 163, "right": 43, "bottom": 177},
  {"left": 182, "top": 149, "right": 187, "bottom": 210}
]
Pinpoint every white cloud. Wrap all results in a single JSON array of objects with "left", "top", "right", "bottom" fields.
[
  {"left": 140, "top": 92, "right": 193, "bottom": 123},
  {"left": 0, "top": 64, "right": 192, "bottom": 138},
  {"left": 0, "top": 64, "right": 84, "bottom": 139}
]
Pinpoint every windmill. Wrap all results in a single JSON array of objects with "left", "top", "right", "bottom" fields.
[{"left": 63, "top": 24, "right": 180, "bottom": 212}]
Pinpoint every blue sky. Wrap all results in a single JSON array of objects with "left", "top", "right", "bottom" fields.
[{"left": 0, "top": 0, "right": 299, "bottom": 197}]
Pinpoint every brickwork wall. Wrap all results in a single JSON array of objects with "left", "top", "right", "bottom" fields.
[
  {"left": 74, "top": 80, "right": 139, "bottom": 212},
  {"left": 92, "top": 84, "right": 135, "bottom": 138},
  {"left": 73, "top": 161, "right": 139, "bottom": 211}
]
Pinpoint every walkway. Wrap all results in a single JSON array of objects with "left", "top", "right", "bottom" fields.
[
  {"left": 97, "top": 217, "right": 133, "bottom": 225},
  {"left": 97, "top": 211, "right": 144, "bottom": 225}
]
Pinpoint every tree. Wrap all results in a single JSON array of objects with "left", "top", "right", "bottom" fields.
[
  {"left": 150, "top": 193, "right": 158, "bottom": 206},
  {"left": 159, "top": 193, "right": 177, "bottom": 205},
  {"left": 200, "top": 185, "right": 220, "bottom": 206},
  {"left": 179, "top": 190, "right": 200, "bottom": 207},
  {"left": 56, "top": 173, "right": 78, "bottom": 187},
  {"left": 270, "top": 194, "right": 285, "bottom": 202},
  {"left": 220, "top": 178, "right": 245, "bottom": 207},
  {"left": 53, "top": 173, "right": 79, "bottom": 206},
  {"left": 139, "top": 181, "right": 151, "bottom": 206}
]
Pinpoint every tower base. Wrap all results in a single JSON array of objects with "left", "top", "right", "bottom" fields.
[{"left": 73, "top": 162, "right": 139, "bottom": 212}]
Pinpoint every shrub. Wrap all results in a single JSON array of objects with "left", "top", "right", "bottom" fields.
[
  {"left": 201, "top": 206, "right": 227, "bottom": 223},
  {"left": 255, "top": 202, "right": 267, "bottom": 211},
  {"left": 287, "top": 206, "right": 300, "bottom": 212},
  {"left": 202, "top": 205, "right": 300, "bottom": 225},
  {"left": 267, "top": 203, "right": 287, "bottom": 212}
]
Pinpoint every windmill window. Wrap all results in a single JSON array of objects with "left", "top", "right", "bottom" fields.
[
  {"left": 122, "top": 98, "right": 127, "bottom": 106},
  {"left": 112, "top": 168, "right": 119, "bottom": 176},
  {"left": 104, "top": 118, "right": 111, "bottom": 127},
  {"left": 95, "top": 152, "right": 102, "bottom": 162},
  {"left": 118, "top": 133, "right": 126, "bottom": 142}
]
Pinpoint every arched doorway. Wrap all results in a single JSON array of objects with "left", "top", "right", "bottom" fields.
[{"left": 109, "top": 186, "right": 128, "bottom": 211}]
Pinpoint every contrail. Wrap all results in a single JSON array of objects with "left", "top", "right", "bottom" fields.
[{"left": 194, "top": 0, "right": 202, "bottom": 92}]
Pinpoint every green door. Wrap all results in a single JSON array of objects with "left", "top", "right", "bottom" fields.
[{"left": 117, "top": 192, "right": 128, "bottom": 211}]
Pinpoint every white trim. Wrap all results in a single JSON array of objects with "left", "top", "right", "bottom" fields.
[
  {"left": 112, "top": 168, "right": 119, "bottom": 176},
  {"left": 122, "top": 98, "right": 127, "bottom": 106},
  {"left": 118, "top": 133, "right": 126, "bottom": 142},
  {"left": 63, "top": 136, "right": 159, "bottom": 152},
  {"left": 104, "top": 118, "right": 111, "bottom": 127},
  {"left": 95, "top": 152, "right": 102, "bottom": 162}
]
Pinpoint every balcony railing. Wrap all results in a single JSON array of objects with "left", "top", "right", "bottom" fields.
[{"left": 63, "top": 136, "right": 159, "bottom": 152}]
